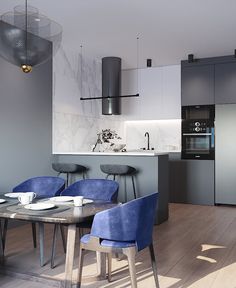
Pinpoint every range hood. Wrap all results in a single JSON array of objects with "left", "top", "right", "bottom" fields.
[
  {"left": 80, "top": 56, "right": 139, "bottom": 112},
  {"left": 102, "top": 56, "right": 121, "bottom": 115}
]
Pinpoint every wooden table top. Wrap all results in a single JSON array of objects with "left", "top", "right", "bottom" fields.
[{"left": 0, "top": 195, "right": 117, "bottom": 224}]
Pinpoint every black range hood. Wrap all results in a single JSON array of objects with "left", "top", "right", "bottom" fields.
[
  {"left": 102, "top": 56, "right": 121, "bottom": 115},
  {"left": 80, "top": 56, "right": 139, "bottom": 114}
]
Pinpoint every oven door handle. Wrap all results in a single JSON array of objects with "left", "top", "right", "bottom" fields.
[{"left": 182, "top": 133, "right": 212, "bottom": 136}]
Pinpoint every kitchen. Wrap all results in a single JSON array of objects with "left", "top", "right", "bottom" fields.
[{"left": 0, "top": 1, "right": 236, "bottom": 288}]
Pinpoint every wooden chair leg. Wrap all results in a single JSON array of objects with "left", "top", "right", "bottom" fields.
[
  {"left": 51, "top": 224, "right": 59, "bottom": 269},
  {"left": 38, "top": 222, "right": 45, "bottom": 267},
  {"left": 107, "top": 253, "right": 112, "bottom": 282},
  {"left": 76, "top": 246, "right": 84, "bottom": 288},
  {"left": 123, "top": 247, "right": 137, "bottom": 288},
  {"left": 31, "top": 223, "right": 37, "bottom": 248},
  {"left": 60, "top": 224, "right": 67, "bottom": 253},
  {"left": 97, "top": 252, "right": 106, "bottom": 279},
  {"left": 2, "top": 219, "right": 8, "bottom": 252},
  {"left": 149, "top": 243, "right": 160, "bottom": 288}
]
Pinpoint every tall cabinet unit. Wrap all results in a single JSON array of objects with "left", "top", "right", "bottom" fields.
[
  {"left": 181, "top": 64, "right": 214, "bottom": 105},
  {"left": 215, "top": 105, "right": 236, "bottom": 204},
  {"left": 215, "top": 62, "right": 236, "bottom": 104},
  {"left": 176, "top": 55, "right": 236, "bottom": 206}
]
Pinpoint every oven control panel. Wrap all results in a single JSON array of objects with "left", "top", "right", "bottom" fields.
[{"left": 182, "top": 120, "right": 213, "bottom": 133}]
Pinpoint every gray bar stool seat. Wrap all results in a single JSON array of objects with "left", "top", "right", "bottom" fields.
[
  {"left": 100, "top": 164, "right": 137, "bottom": 199},
  {"left": 52, "top": 163, "right": 87, "bottom": 187}
]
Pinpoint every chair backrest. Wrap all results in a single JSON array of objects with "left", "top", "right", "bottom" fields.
[
  {"left": 13, "top": 176, "right": 65, "bottom": 198},
  {"left": 91, "top": 193, "right": 158, "bottom": 251},
  {"left": 61, "top": 179, "right": 119, "bottom": 202}
]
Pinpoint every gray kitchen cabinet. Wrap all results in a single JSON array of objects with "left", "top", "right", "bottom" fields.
[
  {"left": 181, "top": 64, "right": 214, "bottom": 106},
  {"left": 215, "top": 62, "right": 236, "bottom": 104},
  {"left": 169, "top": 153, "right": 214, "bottom": 205},
  {"left": 215, "top": 104, "right": 236, "bottom": 204}
]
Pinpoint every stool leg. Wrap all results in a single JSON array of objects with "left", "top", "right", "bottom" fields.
[
  {"left": 131, "top": 176, "right": 137, "bottom": 199},
  {"left": 82, "top": 172, "right": 85, "bottom": 179},
  {"left": 66, "top": 173, "right": 69, "bottom": 187},
  {"left": 124, "top": 176, "right": 127, "bottom": 202},
  {"left": 113, "top": 175, "right": 116, "bottom": 181}
]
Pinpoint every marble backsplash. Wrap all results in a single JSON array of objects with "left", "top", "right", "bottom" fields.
[
  {"left": 53, "top": 111, "right": 181, "bottom": 153},
  {"left": 125, "top": 120, "right": 181, "bottom": 152},
  {"left": 53, "top": 112, "right": 125, "bottom": 153}
]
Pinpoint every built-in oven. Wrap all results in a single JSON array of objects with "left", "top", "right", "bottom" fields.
[{"left": 181, "top": 105, "right": 215, "bottom": 160}]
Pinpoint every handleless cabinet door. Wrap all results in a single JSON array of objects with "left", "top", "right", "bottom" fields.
[
  {"left": 215, "top": 62, "right": 236, "bottom": 104},
  {"left": 181, "top": 65, "right": 214, "bottom": 106},
  {"left": 215, "top": 104, "right": 236, "bottom": 204}
]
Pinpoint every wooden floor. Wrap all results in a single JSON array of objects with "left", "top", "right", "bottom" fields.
[{"left": 0, "top": 203, "right": 236, "bottom": 288}]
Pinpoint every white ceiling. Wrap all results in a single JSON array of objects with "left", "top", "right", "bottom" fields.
[{"left": 1, "top": 0, "right": 236, "bottom": 69}]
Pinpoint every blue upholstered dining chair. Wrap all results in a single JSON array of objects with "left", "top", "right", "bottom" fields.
[
  {"left": 12, "top": 176, "right": 65, "bottom": 197},
  {"left": 77, "top": 193, "right": 159, "bottom": 288},
  {"left": 61, "top": 178, "right": 119, "bottom": 201},
  {"left": 2, "top": 176, "right": 65, "bottom": 267},
  {"left": 50, "top": 178, "right": 119, "bottom": 268}
]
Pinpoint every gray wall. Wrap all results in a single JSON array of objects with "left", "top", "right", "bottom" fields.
[{"left": 0, "top": 56, "right": 54, "bottom": 191}]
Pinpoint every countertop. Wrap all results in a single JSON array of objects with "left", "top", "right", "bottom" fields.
[{"left": 53, "top": 151, "right": 180, "bottom": 157}]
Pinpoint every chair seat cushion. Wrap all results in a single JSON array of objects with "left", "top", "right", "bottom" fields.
[{"left": 81, "top": 234, "right": 136, "bottom": 248}]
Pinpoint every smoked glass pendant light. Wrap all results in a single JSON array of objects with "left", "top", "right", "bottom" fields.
[{"left": 0, "top": 0, "right": 62, "bottom": 73}]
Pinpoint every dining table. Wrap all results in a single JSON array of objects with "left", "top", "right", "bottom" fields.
[{"left": 0, "top": 194, "right": 117, "bottom": 288}]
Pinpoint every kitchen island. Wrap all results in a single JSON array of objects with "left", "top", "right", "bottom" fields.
[{"left": 53, "top": 152, "right": 169, "bottom": 224}]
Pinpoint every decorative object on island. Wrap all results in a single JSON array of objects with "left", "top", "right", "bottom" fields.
[
  {"left": 80, "top": 37, "right": 140, "bottom": 115},
  {"left": 0, "top": 0, "right": 62, "bottom": 73},
  {"left": 92, "top": 129, "right": 125, "bottom": 152}
]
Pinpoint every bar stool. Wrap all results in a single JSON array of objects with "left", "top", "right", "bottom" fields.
[
  {"left": 52, "top": 163, "right": 87, "bottom": 187},
  {"left": 100, "top": 164, "right": 137, "bottom": 200}
]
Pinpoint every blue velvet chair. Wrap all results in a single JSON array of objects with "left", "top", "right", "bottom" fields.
[
  {"left": 2, "top": 176, "right": 65, "bottom": 267},
  {"left": 77, "top": 193, "right": 159, "bottom": 288},
  {"left": 13, "top": 176, "right": 65, "bottom": 197},
  {"left": 50, "top": 178, "right": 119, "bottom": 268},
  {"left": 61, "top": 178, "right": 119, "bottom": 201}
]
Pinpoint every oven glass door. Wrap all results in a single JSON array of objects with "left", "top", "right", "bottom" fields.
[{"left": 182, "top": 133, "right": 214, "bottom": 159}]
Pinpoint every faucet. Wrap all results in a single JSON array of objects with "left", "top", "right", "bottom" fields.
[{"left": 144, "top": 132, "right": 150, "bottom": 150}]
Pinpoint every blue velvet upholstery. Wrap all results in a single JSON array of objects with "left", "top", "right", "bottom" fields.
[
  {"left": 88, "top": 193, "right": 158, "bottom": 251},
  {"left": 61, "top": 179, "right": 119, "bottom": 202},
  {"left": 13, "top": 176, "right": 65, "bottom": 198}
]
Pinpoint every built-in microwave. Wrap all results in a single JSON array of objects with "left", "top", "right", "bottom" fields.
[{"left": 181, "top": 105, "right": 215, "bottom": 160}]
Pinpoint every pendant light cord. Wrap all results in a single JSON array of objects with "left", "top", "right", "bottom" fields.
[
  {"left": 80, "top": 45, "right": 83, "bottom": 98},
  {"left": 25, "top": 0, "right": 28, "bottom": 65},
  {"left": 136, "top": 36, "right": 139, "bottom": 94}
]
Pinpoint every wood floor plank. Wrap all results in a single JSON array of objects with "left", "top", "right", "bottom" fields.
[{"left": 1, "top": 203, "right": 236, "bottom": 288}]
